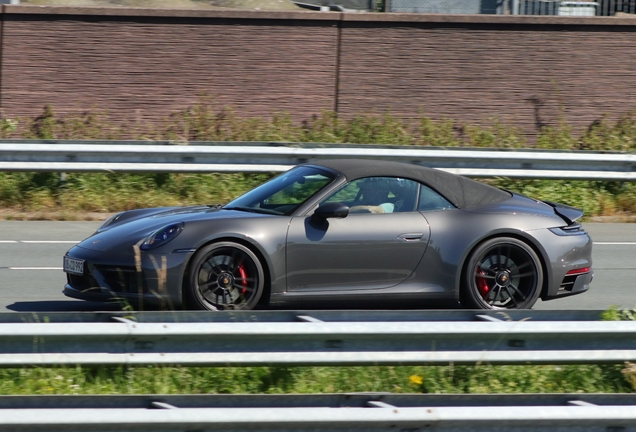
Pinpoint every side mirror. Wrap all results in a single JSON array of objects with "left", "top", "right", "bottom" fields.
[{"left": 312, "top": 202, "right": 349, "bottom": 221}]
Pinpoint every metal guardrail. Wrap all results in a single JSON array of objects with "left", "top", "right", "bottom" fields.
[
  {"left": 1, "top": 310, "right": 635, "bottom": 366},
  {"left": 0, "top": 140, "right": 635, "bottom": 180},
  {"left": 2, "top": 394, "right": 636, "bottom": 431},
  {"left": 2, "top": 311, "right": 636, "bottom": 431}
]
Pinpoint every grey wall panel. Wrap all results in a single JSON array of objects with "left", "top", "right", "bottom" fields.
[
  {"left": 0, "top": 8, "right": 338, "bottom": 125},
  {"left": 338, "top": 15, "right": 636, "bottom": 140},
  {"left": 0, "top": 8, "right": 635, "bottom": 141}
]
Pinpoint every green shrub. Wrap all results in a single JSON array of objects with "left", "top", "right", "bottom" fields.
[{"left": 1, "top": 100, "right": 636, "bottom": 218}]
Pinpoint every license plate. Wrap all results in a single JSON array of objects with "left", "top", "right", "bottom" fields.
[{"left": 63, "top": 257, "right": 84, "bottom": 275}]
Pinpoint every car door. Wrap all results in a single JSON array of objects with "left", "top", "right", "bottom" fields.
[{"left": 285, "top": 177, "right": 431, "bottom": 292}]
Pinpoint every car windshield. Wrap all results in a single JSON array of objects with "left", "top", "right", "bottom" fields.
[{"left": 224, "top": 166, "right": 335, "bottom": 215}]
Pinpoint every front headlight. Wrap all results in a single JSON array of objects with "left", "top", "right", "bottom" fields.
[{"left": 140, "top": 222, "right": 184, "bottom": 251}]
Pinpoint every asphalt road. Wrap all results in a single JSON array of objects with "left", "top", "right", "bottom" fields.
[{"left": 0, "top": 221, "right": 634, "bottom": 313}]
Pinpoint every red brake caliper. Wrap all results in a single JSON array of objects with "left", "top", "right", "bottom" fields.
[
  {"left": 476, "top": 268, "right": 489, "bottom": 298},
  {"left": 238, "top": 265, "right": 248, "bottom": 294}
]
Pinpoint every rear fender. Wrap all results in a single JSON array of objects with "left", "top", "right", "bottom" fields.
[{"left": 456, "top": 229, "right": 552, "bottom": 303}]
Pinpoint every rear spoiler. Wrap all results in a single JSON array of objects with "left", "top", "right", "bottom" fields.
[{"left": 542, "top": 201, "right": 584, "bottom": 225}]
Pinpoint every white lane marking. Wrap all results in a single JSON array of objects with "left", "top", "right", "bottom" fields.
[
  {"left": 9, "top": 267, "right": 63, "bottom": 270},
  {"left": 19, "top": 241, "right": 80, "bottom": 244},
  {"left": 0, "top": 240, "right": 80, "bottom": 244},
  {"left": 594, "top": 242, "right": 636, "bottom": 245}
]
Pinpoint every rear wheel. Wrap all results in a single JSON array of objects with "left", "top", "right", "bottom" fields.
[
  {"left": 188, "top": 242, "right": 264, "bottom": 310},
  {"left": 462, "top": 237, "right": 542, "bottom": 309}
]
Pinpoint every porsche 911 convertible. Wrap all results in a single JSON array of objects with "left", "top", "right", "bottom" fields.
[{"left": 63, "top": 159, "right": 593, "bottom": 310}]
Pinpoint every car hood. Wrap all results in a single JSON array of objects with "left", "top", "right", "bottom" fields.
[{"left": 76, "top": 206, "right": 272, "bottom": 252}]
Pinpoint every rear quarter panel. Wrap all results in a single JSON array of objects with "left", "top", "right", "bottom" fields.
[{"left": 418, "top": 206, "right": 576, "bottom": 301}]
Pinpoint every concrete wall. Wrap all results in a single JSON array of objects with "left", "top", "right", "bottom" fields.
[{"left": 1, "top": 6, "right": 636, "bottom": 139}]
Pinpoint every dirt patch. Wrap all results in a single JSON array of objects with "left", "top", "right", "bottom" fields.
[
  {"left": 0, "top": 209, "right": 112, "bottom": 221},
  {"left": 588, "top": 214, "right": 636, "bottom": 223}
]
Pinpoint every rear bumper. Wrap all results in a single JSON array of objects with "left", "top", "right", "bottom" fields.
[
  {"left": 530, "top": 226, "right": 593, "bottom": 301},
  {"left": 543, "top": 270, "right": 594, "bottom": 301}
]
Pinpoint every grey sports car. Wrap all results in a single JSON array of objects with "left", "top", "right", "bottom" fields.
[{"left": 63, "top": 159, "right": 593, "bottom": 310}]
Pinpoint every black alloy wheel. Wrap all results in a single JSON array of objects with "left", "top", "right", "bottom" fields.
[
  {"left": 188, "top": 242, "right": 264, "bottom": 310},
  {"left": 463, "top": 237, "right": 543, "bottom": 310}
]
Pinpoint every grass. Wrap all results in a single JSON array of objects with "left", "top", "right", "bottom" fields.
[
  {"left": 1, "top": 100, "right": 636, "bottom": 220},
  {"left": 2, "top": 103, "right": 636, "bottom": 393},
  {"left": 1, "top": 101, "right": 636, "bottom": 393},
  {"left": 3, "top": 174, "right": 635, "bottom": 221},
  {"left": 0, "top": 172, "right": 270, "bottom": 214},
  {"left": 1, "top": 364, "right": 633, "bottom": 395},
  {"left": 0, "top": 307, "right": 634, "bottom": 396}
]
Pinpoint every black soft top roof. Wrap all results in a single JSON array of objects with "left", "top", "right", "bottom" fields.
[{"left": 309, "top": 159, "right": 511, "bottom": 209}]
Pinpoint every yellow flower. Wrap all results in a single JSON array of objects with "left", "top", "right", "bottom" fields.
[{"left": 409, "top": 375, "right": 423, "bottom": 385}]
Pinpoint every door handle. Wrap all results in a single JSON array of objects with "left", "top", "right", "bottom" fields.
[{"left": 398, "top": 233, "right": 424, "bottom": 241}]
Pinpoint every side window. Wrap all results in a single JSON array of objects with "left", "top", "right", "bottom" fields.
[
  {"left": 265, "top": 174, "right": 332, "bottom": 205},
  {"left": 418, "top": 184, "right": 454, "bottom": 212},
  {"left": 323, "top": 177, "right": 420, "bottom": 214}
]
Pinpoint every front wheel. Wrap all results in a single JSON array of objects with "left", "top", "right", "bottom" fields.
[
  {"left": 462, "top": 237, "right": 543, "bottom": 310},
  {"left": 187, "top": 242, "right": 265, "bottom": 310}
]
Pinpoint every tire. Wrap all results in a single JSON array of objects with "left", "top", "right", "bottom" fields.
[
  {"left": 188, "top": 242, "right": 265, "bottom": 311},
  {"left": 462, "top": 237, "right": 543, "bottom": 310}
]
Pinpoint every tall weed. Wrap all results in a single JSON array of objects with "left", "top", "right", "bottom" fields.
[
  {"left": 1, "top": 99, "right": 636, "bottom": 218},
  {"left": 22, "top": 104, "right": 123, "bottom": 140},
  {"left": 580, "top": 112, "right": 636, "bottom": 152}
]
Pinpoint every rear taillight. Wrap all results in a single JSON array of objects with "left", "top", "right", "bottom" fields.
[
  {"left": 566, "top": 267, "right": 591, "bottom": 275},
  {"left": 549, "top": 224, "right": 586, "bottom": 236}
]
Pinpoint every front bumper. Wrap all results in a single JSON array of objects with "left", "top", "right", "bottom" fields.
[
  {"left": 62, "top": 244, "right": 191, "bottom": 308},
  {"left": 63, "top": 283, "right": 170, "bottom": 307}
]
